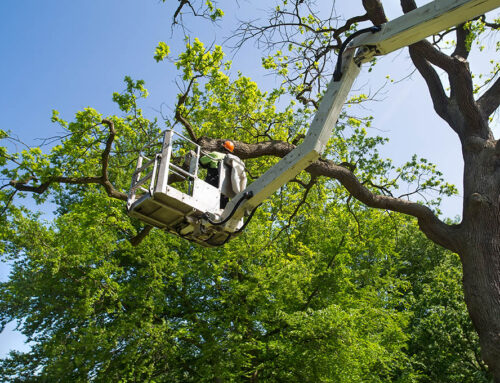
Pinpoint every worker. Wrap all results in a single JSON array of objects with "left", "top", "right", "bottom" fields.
[{"left": 200, "top": 140, "right": 246, "bottom": 208}]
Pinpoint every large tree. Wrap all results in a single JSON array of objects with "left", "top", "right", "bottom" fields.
[
  {"left": 166, "top": 0, "right": 500, "bottom": 377},
  {"left": 1, "top": 0, "right": 499, "bottom": 380}
]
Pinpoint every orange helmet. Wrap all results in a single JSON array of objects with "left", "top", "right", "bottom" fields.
[{"left": 222, "top": 140, "right": 234, "bottom": 152}]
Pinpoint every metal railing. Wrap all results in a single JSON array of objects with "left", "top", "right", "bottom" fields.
[{"left": 127, "top": 130, "right": 205, "bottom": 208}]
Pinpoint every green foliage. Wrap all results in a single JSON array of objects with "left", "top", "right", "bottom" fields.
[
  {"left": 394, "top": 226, "right": 491, "bottom": 382},
  {"left": 0, "top": 27, "right": 490, "bottom": 383},
  {"left": 154, "top": 42, "right": 170, "bottom": 62},
  {"left": 0, "top": 177, "right": 489, "bottom": 381}
]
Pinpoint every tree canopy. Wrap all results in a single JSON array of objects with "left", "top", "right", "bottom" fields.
[{"left": 0, "top": 0, "right": 499, "bottom": 381}]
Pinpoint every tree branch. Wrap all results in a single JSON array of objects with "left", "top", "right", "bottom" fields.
[
  {"left": 262, "top": 176, "right": 316, "bottom": 247},
  {"left": 302, "top": 236, "right": 345, "bottom": 310},
  {"left": 9, "top": 119, "right": 128, "bottom": 202},
  {"left": 401, "top": 0, "right": 490, "bottom": 139},
  {"left": 0, "top": 190, "right": 18, "bottom": 217},
  {"left": 407, "top": 43, "right": 457, "bottom": 132},
  {"left": 172, "top": 0, "right": 191, "bottom": 24},
  {"left": 452, "top": 23, "right": 470, "bottom": 60},
  {"left": 362, "top": 0, "right": 388, "bottom": 25},
  {"left": 400, "top": 0, "right": 417, "bottom": 13},
  {"left": 231, "top": 2, "right": 371, "bottom": 107},
  {"left": 477, "top": 77, "right": 500, "bottom": 119},
  {"left": 175, "top": 76, "right": 201, "bottom": 141},
  {"left": 198, "top": 136, "right": 461, "bottom": 252},
  {"left": 129, "top": 225, "right": 153, "bottom": 246}
]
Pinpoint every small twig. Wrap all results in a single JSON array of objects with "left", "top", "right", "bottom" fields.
[
  {"left": 346, "top": 194, "right": 363, "bottom": 239},
  {"left": 0, "top": 190, "right": 18, "bottom": 217}
]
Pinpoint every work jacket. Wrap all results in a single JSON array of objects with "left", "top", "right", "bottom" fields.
[{"left": 200, "top": 151, "right": 225, "bottom": 169}]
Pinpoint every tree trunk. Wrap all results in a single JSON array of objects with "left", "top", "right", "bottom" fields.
[{"left": 459, "top": 138, "right": 500, "bottom": 381}]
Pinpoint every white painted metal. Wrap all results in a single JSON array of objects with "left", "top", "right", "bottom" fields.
[
  {"left": 128, "top": 130, "right": 246, "bottom": 246},
  {"left": 155, "top": 130, "right": 173, "bottom": 194},
  {"left": 354, "top": 0, "right": 500, "bottom": 55}
]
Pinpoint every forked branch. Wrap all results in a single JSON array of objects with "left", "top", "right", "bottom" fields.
[{"left": 9, "top": 119, "right": 127, "bottom": 201}]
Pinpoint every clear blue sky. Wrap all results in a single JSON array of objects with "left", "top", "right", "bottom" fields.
[{"left": 0, "top": 0, "right": 497, "bottom": 357}]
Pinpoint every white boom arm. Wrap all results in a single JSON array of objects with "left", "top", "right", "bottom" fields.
[{"left": 218, "top": 0, "right": 500, "bottom": 232}]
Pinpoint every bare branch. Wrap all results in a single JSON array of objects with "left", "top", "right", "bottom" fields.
[
  {"left": 231, "top": 1, "right": 370, "bottom": 106},
  {"left": 175, "top": 76, "right": 201, "bottom": 141},
  {"left": 173, "top": 0, "right": 191, "bottom": 24}
]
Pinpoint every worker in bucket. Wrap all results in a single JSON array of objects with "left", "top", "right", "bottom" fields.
[{"left": 200, "top": 140, "right": 247, "bottom": 208}]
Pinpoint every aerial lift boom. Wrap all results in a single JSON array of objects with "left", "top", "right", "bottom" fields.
[{"left": 128, "top": 0, "right": 500, "bottom": 246}]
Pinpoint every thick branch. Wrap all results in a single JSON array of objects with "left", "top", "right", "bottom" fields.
[
  {"left": 306, "top": 159, "right": 460, "bottom": 251},
  {"left": 198, "top": 136, "right": 295, "bottom": 158},
  {"left": 362, "top": 0, "right": 388, "bottom": 25},
  {"left": 400, "top": 0, "right": 417, "bottom": 13},
  {"left": 477, "top": 77, "right": 500, "bottom": 119},
  {"left": 452, "top": 23, "right": 470, "bottom": 59},
  {"left": 198, "top": 136, "right": 461, "bottom": 252},
  {"left": 408, "top": 43, "right": 456, "bottom": 131},
  {"left": 11, "top": 176, "right": 101, "bottom": 194},
  {"left": 401, "top": 0, "right": 490, "bottom": 139}
]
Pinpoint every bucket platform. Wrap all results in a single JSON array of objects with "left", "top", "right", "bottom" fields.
[{"left": 127, "top": 130, "right": 239, "bottom": 247}]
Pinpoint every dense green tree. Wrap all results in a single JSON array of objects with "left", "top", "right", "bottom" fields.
[
  {"left": 161, "top": 0, "right": 500, "bottom": 377},
  {"left": 1, "top": 0, "right": 498, "bottom": 381}
]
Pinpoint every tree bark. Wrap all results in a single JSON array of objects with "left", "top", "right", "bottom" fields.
[
  {"left": 398, "top": 0, "right": 500, "bottom": 374},
  {"left": 459, "top": 137, "right": 500, "bottom": 380}
]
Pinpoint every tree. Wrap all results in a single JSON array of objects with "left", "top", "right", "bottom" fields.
[
  {"left": 165, "top": 0, "right": 500, "bottom": 377},
  {"left": 0, "top": 141, "right": 488, "bottom": 380},
  {"left": 0, "top": 0, "right": 499, "bottom": 380}
]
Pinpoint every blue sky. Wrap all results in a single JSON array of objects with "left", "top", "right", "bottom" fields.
[{"left": 0, "top": 0, "right": 498, "bottom": 358}]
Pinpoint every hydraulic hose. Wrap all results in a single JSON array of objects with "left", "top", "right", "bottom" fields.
[
  {"left": 333, "top": 25, "right": 381, "bottom": 82},
  {"left": 202, "top": 191, "right": 254, "bottom": 226}
]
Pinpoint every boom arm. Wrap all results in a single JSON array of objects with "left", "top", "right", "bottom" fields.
[{"left": 217, "top": 0, "right": 500, "bottom": 232}]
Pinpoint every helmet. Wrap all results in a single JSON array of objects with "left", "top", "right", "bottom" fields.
[{"left": 222, "top": 140, "right": 234, "bottom": 152}]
